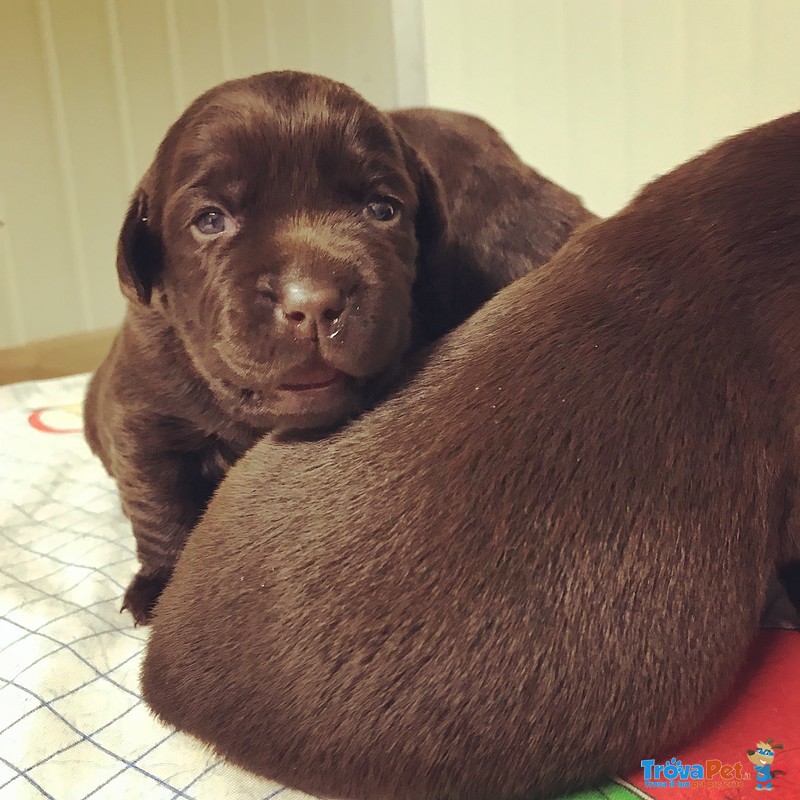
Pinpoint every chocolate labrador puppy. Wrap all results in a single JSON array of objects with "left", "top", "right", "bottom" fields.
[
  {"left": 84, "top": 71, "right": 593, "bottom": 624},
  {"left": 143, "top": 111, "right": 800, "bottom": 799}
]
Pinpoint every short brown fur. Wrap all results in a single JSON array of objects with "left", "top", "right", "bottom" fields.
[
  {"left": 83, "top": 71, "right": 593, "bottom": 624},
  {"left": 143, "top": 111, "right": 800, "bottom": 799}
]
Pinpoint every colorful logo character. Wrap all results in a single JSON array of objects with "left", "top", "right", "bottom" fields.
[{"left": 747, "top": 739, "right": 783, "bottom": 791}]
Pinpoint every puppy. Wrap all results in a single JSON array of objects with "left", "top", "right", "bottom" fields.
[
  {"left": 142, "top": 111, "right": 800, "bottom": 800},
  {"left": 83, "top": 70, "right": 594, "bottom": 624}
]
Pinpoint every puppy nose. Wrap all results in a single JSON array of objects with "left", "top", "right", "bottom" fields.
[{"left": 278, "top": 281, "right": 345, "bottom": 336}]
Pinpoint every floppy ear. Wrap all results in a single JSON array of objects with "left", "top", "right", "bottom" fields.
[
  {"left": 117, "top": 187, "right": 164, "bottom": 305},
  {"left": 396, "top": 130, "right": 450, "bottom": 271},
  {"left": 395, "top": 131, "right": 458, "bottom": 344}
]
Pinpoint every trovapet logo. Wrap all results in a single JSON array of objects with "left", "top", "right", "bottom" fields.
[
  {"left": 640, "top": 739, "right": 788, "bottom": 791},
  {"left": 640, "top": 757, "right": 748, "bottom": 790}
]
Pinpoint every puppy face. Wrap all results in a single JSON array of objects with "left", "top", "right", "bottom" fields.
[{"left": 119, "top": 72, "right": 440, "bottom": 431}]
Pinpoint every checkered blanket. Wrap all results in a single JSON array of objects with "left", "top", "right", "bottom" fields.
[{"left": 0, "top": 375, "right": 314, "bottom": 799}]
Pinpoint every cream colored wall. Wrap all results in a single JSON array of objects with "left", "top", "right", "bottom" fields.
[
  {"left": 4, "top": 1, "right": 800, "bottom": 351},
  {"left": 0, "top": 0, "right": 399, "bottom": 349},
  {"left": 422, "top": 0, "right": 800, "bottom": 217}
]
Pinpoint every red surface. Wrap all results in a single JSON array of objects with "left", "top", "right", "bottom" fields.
[{"left": 624, "top": 630, "right": 800, "bottom": 798}]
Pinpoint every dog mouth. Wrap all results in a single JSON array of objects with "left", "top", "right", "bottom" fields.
[
  {"left": 277, "top": 363, "right": 346, "bottom": 392},
  {"left": 217, "top": 357, "right": 362, "bottom": 429},
  {"left": 222, "top": 363, "right": 347, "bottom": 402},
  {"left": 223, "top": 361, "right": 352, "bottom": 418}
]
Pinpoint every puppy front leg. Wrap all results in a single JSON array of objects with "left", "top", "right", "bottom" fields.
[{"left": 114, "top": 442, "right": 214, "bottom": 625}]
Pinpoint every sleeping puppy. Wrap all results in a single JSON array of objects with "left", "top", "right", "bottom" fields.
[
  {"left": 84, "top": 70, "right": 594, "bottom": 624},
  {"left": 142, "top": 110, "right": 800, "bottom": 800}
]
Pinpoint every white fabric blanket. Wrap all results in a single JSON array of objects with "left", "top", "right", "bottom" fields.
[{"left": 0, "top": 374, "right": 315, "bottom": 800}]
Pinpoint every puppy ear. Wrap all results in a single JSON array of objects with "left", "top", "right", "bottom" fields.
[
  {"left": 395, "top": 131, "right": 457, "bottom": 344},
  {"left": 117, "top": 187, "right": 163, "bottom": 305},
  {"left": 396, "top": 131, "right": 450, "bottom": 268}
]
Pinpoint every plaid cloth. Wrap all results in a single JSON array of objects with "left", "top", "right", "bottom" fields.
[{"left": 0, "top": 374, "right": 314, "bottom": 800}]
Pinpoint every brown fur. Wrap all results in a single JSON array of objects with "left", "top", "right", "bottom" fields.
[
  {"left": 83, "top": 71, "right": 593, "bottom": 624},
  {"left": 142, "top": 111, "right": 800, "bottom": 799}
]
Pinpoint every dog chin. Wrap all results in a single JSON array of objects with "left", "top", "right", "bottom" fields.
[
  {"left": 270, "top": 394, "right": 363, "bottom": 436},
  {"left": 217, "top": 376, "right": 361, "bottom": 433}
]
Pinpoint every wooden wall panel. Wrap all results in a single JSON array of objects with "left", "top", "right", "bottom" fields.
[
  {"left": 264, "top": 0, "right": 315, "bottom": 73},
  {"left": 109, "top": 0, "right": 180, "bottom": 180},
  {"left": 44, "top": 0, "right": 129, "bottom": 331},
  {"left": 169, "top": 0, "right": 229, "bottom": 106},
  {"left": 750, "top": 0, "right": 800, "bottom": 124},
  {"left": 261, "top": 0, "right": 398, "bottom": 107},
  {"left": 221, "top": 0, "right": 271, "bottom": 80},
  {"left": 0, "top": 1, "right": 86, "bottom": 344}
]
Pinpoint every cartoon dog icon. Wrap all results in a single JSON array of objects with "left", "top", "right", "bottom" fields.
[{"left": 747, "top": 739, "right": 784, "bottom": 791}]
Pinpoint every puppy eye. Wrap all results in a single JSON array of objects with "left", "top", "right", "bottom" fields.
[
  {"left": 193, "top": 208, "right": 229, "bottom": 235},
  {"left": 365, "top": 199, "right": 396, "bottom": 222}
]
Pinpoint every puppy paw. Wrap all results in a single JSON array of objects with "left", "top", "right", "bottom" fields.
[{"left": 121, "top": 569, "right": 172, "bottom": 625}]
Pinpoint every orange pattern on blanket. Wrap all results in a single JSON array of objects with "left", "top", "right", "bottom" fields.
[{"left": 28, "top": 403, "right": 83, "bottom": 434}]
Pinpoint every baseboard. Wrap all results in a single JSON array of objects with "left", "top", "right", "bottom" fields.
[{"left": 0, "top": 328, "right": 118, "bottom": 386}]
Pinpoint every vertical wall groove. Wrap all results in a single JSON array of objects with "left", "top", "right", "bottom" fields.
[
  {"left": 37, "top": 0, "right": 94, "bottom": 330},
  {"left": 165, "top": 0, "right": 186, "bottom": 112},
  {"left": 743, "top": 0, "right": 756, "bottom": 117},
  {"left": 675, "top": 0, "right": 689, "bottom": 159},
  {"left": 612, "top": 0, "right": 631, "bottom": 194},
  {"left": 217, "top": 0, "right": 235, "bottom": 80},
  {"left": 105, "top": 0, "right": 138, "bottom": 189},
  {"left": 304, "top": 1, "right": 320, "bottom": 76},
  {"left": 390, "top": 0, "right": 427, "bottom": 106},
  {"left": 263, "top": 0, "right": 276, "bottom": 68}
]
